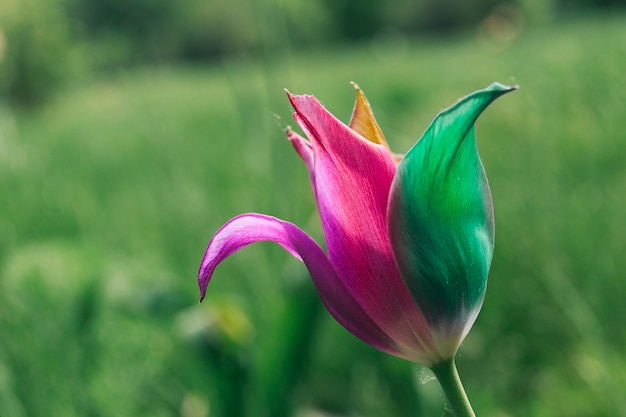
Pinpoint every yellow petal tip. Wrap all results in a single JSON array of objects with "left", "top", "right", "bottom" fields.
[{"left": 348, "top": 84, "right": 388, "bottom": 147}]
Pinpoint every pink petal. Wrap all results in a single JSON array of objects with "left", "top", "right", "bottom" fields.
[
  {"left": 287, "top": 93, "right": 439, "bottom": 363},
  {"left": 287, "top": 127, "right": 315, "bottom": 184},
  {"left": 198, "top": 213, "right": 405, "bottom": 357},
  {"left": 286, "top": 127, "right": 313, "bottom": 168}
]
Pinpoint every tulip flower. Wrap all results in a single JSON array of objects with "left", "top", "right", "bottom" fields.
[{"left": 199, "top": 82, "right": 515, "bottom": 416}]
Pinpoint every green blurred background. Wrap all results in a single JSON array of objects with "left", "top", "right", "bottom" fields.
[{"left": 1, "top": 0, "right": 626, "bottom": 416}]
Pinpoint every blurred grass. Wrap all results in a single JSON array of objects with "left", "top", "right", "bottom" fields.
[{"left": 1, "top": 12, "right": 626, "bottom": 417}]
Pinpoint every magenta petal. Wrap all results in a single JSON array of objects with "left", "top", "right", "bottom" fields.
[
  {"left": 287, "top": 93, "right": 438, "bottom": 362},
  {"left": 198, "top": 213, "right": 405, "bottom": 356},
  {"left": 287, "top": 128, "right": 313, "bottom": 169},
  {"left": 287, "top": 127, "right": 315, "bottom": 182}
]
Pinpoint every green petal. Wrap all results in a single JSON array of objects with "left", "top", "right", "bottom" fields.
[{"left": 388, "top": 83, "right": 515, "bottom": 340}]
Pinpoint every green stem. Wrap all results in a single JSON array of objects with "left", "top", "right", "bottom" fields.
[{"left": 431, "top": 358, "right": 476, "bottom": 417}]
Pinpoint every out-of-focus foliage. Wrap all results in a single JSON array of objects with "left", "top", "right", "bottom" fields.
[
  {"left": 0, "top": 0, "right": 82, "bottom": 105},
  {"left": 1, "top": 0, "right": 624, "bottom": 106},
  {"left": 557, "top": 0, "right": 626, "bottom": 10},
  {"left": 66, "top": 0, "right": 333, "bottom": 60}
]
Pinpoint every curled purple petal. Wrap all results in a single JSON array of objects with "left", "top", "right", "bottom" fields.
[{"left": 198, "top": 213, "right": 406, "bottom": 357}]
